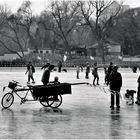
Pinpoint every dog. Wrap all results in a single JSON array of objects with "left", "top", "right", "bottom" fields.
[{"left": 124, "top": 89, "right": 136, "bottom": 105}]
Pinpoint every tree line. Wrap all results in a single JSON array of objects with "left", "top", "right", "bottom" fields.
[{"left": 0, "top": 0, "right": 139, "bottom": 64}]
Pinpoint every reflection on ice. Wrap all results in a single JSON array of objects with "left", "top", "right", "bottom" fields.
[
  {"left": 0, "top": 68, "right": 140, "bottom": 138},
  {"left": 1, "top": 107, "right": 72, "bottom": 139},
  {"left": 109, "top": 109, "right": 122, "bottom": 139}
]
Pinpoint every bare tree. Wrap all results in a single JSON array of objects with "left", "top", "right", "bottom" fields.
[
  {"left": 38, "top": 11, "right": 60, "bottom": 53},
  {"left": 46, "top": 0, "right": 83, "bottom": 58},
  {"left": 78, "top": 0, "right": 122, "bottom": 63},
  {"left": 0, "top": 0, "right": 35, "bottom": 59},
  {"left": 0, "top": 5, "right": 24, "bottom": 58}
]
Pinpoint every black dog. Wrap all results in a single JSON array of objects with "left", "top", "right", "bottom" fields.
[{"left": 125, "top": 89, "right": 136, "bottom": 105}]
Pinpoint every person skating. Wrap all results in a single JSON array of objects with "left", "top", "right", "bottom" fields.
[
  {"left": 25, "top": 61, "right": 35, "bottom": 84},
  {"left": 92, "top": 62, "right": 99, "bottom": 85}
]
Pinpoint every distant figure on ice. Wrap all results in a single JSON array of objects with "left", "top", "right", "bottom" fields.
[
  {"left": 107, "top": 62, "right": 114, "bottom": 85},
  {"left": 57, "top": 61, "right": 62, "bottom": 72},
  {"left": 132, "top": 66, "right": 137, "bottom": 73},
  {"left": 92, "top": 62, "right": 99, "bottom": 85},
  {"left": 25, "top": 61, "right": 35, "bottom": 84},
  {"left": 80, "top": 64, "right": 84, "bottom": 72},
  {"left": 85, "top": 62, "right": 90, "bottom": 79},
  {"left": 104, "top": 67, "right": 108, "bottom": 84},
  {"left": 76, "top": 65, "right": 80, "bottom": 79},
  {"left": 41, "top": 65, "right": 55, "bottom": 85},
  {"left": 108, "top": 65, "right": 122, "bottom": 109}
]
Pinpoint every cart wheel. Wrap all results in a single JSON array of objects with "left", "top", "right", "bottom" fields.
[
  {"left": 1, "top": 93, "right": 14, "bottom": 109},
  {"left": 47, "top": 94, "right": 62, "bottom": 108},
  {"left": 39, "top": 96, "right": 50, "bottom": 107}
]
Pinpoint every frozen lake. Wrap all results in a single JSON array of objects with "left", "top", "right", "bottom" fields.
[{"left": 0, "top": 67, "right": 140, "bottom": 139}]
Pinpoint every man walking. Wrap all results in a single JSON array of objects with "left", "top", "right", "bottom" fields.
[{"left": 108, "top": 65, "right": 122, "bottom": 109}]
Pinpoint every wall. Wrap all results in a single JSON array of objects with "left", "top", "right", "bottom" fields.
[{"left": 0, "top": 51, "right": 29, "bottom": 61}]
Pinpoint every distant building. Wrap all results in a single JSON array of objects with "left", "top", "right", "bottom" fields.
[
  {"left": 0, "top": 43, "right": 52, "bottom": 61},
  {"left": 29, "top": 48, "right": 52, "bottom": 54},
  {"left": 87, "top": 41, "right": 121, "bottom": 57},
  {"left": 67, "top": 41, "right": 121, "bottom": 59},
  {"left": 106, "top": 42, "right": 121, "bottom": 55},
  {"left": 70, "top": 45, "right": 87, "bottom": 58},
  {"left": 0, "top": 44, "right": 29, "bottom": 61}
]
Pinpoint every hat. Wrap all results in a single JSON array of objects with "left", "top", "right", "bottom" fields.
[
  {"left": 41, "top": 63, "right": 50, "bottom": 70},
  {"left": 113, "top": 65, "right": 118, "bottom": 71}
]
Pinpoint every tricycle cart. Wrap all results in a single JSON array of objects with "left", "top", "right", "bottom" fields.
[{"left": 1, "top": 80, "right": 87, "bottom": 109}]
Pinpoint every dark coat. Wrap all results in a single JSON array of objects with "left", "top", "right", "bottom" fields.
[
  {"left": 41, "top": 69, "right": 50, "bottom": 85},
  {"left": 108, "top": 71, "right": 122, "bottom": 92},
  {"left": 27, "top": 64, "right": 35, "bottom": 73},
  {"left": 86, "top": 65, "right": 90, "bottom": 73},
  {"left": 137, "top": 76, "right": 140, "bottom": 98},
  {"left": 137, "top": 76, "right": 140, "bottom": 87},
  {"left": 58, "top": 61, "right": 62, "bottom": 67}
]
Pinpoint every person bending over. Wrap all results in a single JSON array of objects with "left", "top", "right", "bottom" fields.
[{"left": 41, "top": 65, "right": 55, "bottom": 85}]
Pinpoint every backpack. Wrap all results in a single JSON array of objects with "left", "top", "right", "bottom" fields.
[{"left": 32, "top": 66, "right": 35, "bottom": 73}]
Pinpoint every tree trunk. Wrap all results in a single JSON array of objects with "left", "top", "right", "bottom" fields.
[{"left": 98, "top": 41, "right": 105, "bottom": 64}]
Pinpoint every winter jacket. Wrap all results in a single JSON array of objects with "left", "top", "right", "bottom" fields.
[
  {"left": 108, "top": 71, "right": 122, "bottom": 92},
  {"left": 41, "top": 69, "right": 50, "bottom": 85}
]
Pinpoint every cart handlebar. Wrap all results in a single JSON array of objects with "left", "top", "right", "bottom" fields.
[{"left": 70, "top": 82, "right": 89, "bottom": 86}]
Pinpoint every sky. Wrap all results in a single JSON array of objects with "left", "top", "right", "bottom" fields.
[
  {"left": 0, "top": 0, "right": 47, "bottom": 14},
  {"left": 0, "top": 0, "right": 140, "bottom": 15}
]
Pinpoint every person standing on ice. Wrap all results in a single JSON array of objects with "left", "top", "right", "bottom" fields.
[
  {"left": 135, "top": 76, "right": 140, "bottom": 105},
  {"left": 85, "top": 62, "right": 90, "bottom": 79},
  {"left": 108, "top": 65, "right": 122, "bottom": 109}
]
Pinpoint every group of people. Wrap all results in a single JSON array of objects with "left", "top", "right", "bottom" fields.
[
  {"left": 75, "top": 61, "right": 122, "bottom": 109},
  {"left": 77, "top": 62, "right": 122, "bottom": 109},
  {"left": 91, "top": 62, "right": 122, "bottom": 109},
  {"left": 25, "top": 62, "right": 59, "bottom": 86},
  {"left": 92, "top": 62, "right": 140, "bottom": 109},
  {"left": 25, "top": 61, "right": 140, "bottom": 110}
]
